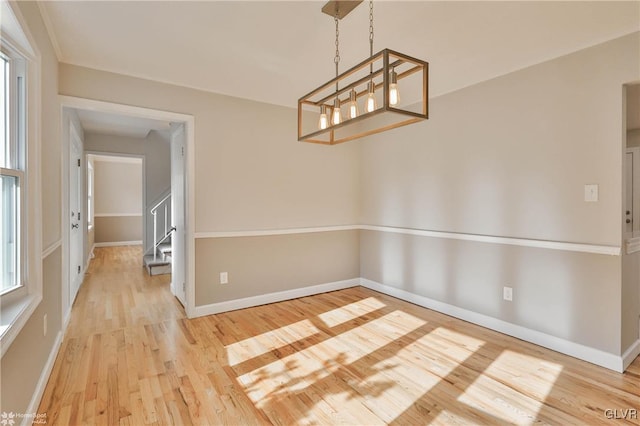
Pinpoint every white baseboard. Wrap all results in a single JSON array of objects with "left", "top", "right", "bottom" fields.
[
  {"left": 23, "top": 330, "right": 63, "bottom": 425},
  {"left": 360, "top": 278, "right": 626, "bottom": 373},
  {"left": 193, "top": 278, "right": 360, "bottom": 317},
  {"left": 622, "top": 339, "right": 640, "bottom": 370},
  {"left": 94, "top": 240, "right": 142, "bottom": 248}
]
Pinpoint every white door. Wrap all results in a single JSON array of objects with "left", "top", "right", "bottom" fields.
[
  {"left": 171, "top": 124, "right": 186, "bottom": 305},
  {"left": 69, "top": 123, "right": 84, "bottom": 303}
]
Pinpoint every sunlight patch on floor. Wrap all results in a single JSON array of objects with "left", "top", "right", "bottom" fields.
[
  {"left": 226, "top": 319, "right": 320, "bottom": 366},
  {"left": 360, "top": 326, "right": 485, "bottom": 423},
  {"left": 456, "top": 350, "right": 564, "bottom": 424},
  {"left": 317, "top": 297, "right": 386, "bottom": 328},
  {"left": 236, "top": 310, "right": 426, "bottom": 408}
]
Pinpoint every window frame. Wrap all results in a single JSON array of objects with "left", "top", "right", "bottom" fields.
[
  {"left": 0, "top": 0, "right": 43, "bottom": 357},
  {"left": 1, "top": 44, "right": 27, "bottom": 297}
]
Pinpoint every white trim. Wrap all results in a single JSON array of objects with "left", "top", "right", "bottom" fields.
[
  {"left": 90, "top": 154, "right": 142, "bottom": 164},
  {"left": 192, "top": 278, "right": 360, "bottom": 317},
  {"left": 94, "top": 240, "right": 142, "bottom": 248},
  {"left": 622, "top": 339, "right": 640, "bottom": 370},
  {"left": 360, "top": 225, "right": 621, "bottom": 256},
  {"left": 194, "top": 225, "right": 359, "bottom": 239},
  {"left": 22, "top": 331, "right": 63, "bottom": 426},
  {"left": 35, "top": 2, "right": 62, "bottom": 61},
  {"left": 84, "top": 244, "right": 94, "bottom": 271},
  {"left": 94, "top": 213, "right": 143, "bottom": 218},
  {"left": 194, "top": 224, "right": 620, "bottom": 256},
  {"left": 625, "top": 237, "right": 640, "bottom": 254},
  {"left": 41, "top": 239, "right": 62, "bottom": 259},
  {"left": 360, "top": 278, "right": 625, "bottom": 372}
]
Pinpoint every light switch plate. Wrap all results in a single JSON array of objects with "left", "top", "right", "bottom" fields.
[{"left": 584, "top": 184, "right": 598, "bottom": 202}]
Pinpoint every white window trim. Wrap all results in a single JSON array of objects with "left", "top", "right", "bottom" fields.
[
  {"left": 1, "top": 46, "right": 26, "bottom": 295},
  {"left": 0, "top": 0, "right": 43, "bottom": 358}
]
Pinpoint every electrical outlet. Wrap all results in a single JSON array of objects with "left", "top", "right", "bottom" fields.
[
  {"left": 43, "top": 314, "right": 47, "bottom": 336},
  {"left": 220, "top": 272, "right": 228, "bottom": 284},
  {"left": 503, "top": 286, "right": 513, "bottom": 302}
]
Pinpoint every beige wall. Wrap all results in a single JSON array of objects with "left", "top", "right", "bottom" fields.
[
  {"left": 196, "top": 230, "right": 360, "bottom": 305},
  {"left": 361, "top": 230, "right": 621, "bottom": 353},
  {"left": 85, "top": 131, "right": 169, "bottom": 209},
  {"left": 94, "top": 216, "right": 142, "bottom": 243},
  {"left": 1, "top": 248, "right": 62, "bottom": 415},
  {"left": 1, "top": 1, "right": 63, "bottom": 416},
  {"left": 361, "top": 34, "right": 639, "bottom": 247},
  {"left": 93, "top": 159, "right": 142, "bottom": 215},
  {"left": 360, "top": 33, "right": 640, "bottom": 356},
  {"left": 92, "top": 159, "right": 143, "bottom": 241},
  {"left": 60, "top": 62, "right": 361, "bottom": 308},
  {"left": 60, "top": 66, "right": 361, "bottom": 232},
  {"left": 85, "top": 131, "right": 170, "bottom": 252}
]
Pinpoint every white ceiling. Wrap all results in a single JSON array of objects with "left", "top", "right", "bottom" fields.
[
  {"left": 41, "top": 1, "right": 639, "bottom": 108},
  {"left": 76, "top": 109, "right": 171, "bottom": 138}
]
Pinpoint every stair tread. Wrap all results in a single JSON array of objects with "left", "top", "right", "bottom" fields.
[
  {"left": 157, "top": 243, "right": 172, "bottom": 254},
  {"left": 143, "top": 254, "right": 171, "bottom": 267}
]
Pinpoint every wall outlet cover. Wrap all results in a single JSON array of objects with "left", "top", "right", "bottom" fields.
[
  {"left": 584, "top": 184, "right": 599, "bottom": 202},
  {"left": 503, "top": 286, "right": 513, "bottom": 301}
]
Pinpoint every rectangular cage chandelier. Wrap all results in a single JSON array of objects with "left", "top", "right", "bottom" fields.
[{"left": 298, "top": 0, "right": 429, "bottom": 145}]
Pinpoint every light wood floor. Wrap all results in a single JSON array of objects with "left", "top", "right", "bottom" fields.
[{"left": 38, "top": 246, "right": 640, "bottom": 425}]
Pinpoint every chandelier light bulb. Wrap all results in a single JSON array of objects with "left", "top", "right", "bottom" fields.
[
  {"left": 318, "top": 105, "right": 328, "bottom": 130},
  {"left": 366, "top": 81, "right": 377, "bottom": 113},
  {"left": 389, "top": 67, "right": 400, "bottom": 106},
  {"left": 332, "top": 98, "right": 342, "bottom": 125},
  {"left": 348, "top": 89, "right": 359, "bottom": 119}
]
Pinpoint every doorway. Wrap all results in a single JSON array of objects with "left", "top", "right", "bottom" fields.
[
  {"left": 625, "top": 84, "right": 640, "bottom": 239},
  {"left": 87, "top": 154, "right": 144, "bottom": 249},
  {"left": 61, "top": 96, "right": 195, "bottom": 321}
]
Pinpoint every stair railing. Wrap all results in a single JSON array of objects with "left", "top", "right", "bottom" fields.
[{"left": 150, "top": 193, "right": 172, "bottom": 261}]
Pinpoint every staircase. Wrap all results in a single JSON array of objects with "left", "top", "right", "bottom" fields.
[
  {"left": 144, "top": 242, "right": 172, "bottom": 275},
  {"left": 143, "top": 192, "right": 174, "bottom": 276}
]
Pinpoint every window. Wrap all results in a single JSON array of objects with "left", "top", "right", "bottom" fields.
[
  {"left": 87, "top": 160, "right": 94, "bottom": 229},
  {"left": 1, "top": 49, "right": 26, "bottom": 294},
  {"left": 0, "top": 0, "right": 41, "bottom": 356}
]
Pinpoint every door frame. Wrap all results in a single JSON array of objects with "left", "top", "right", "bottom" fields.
[
  {"left": 59, "top": 95, "right": 196, "bottom": 320},
  {"left": 68, "top": 119, "right": 84, "bottom": 305},
  {"left": 625, "top": 147, "right": 640, "bottom": 238}
]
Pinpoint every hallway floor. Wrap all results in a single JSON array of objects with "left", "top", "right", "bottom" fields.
[{"left": 38, "top": 246, "right": 640, "bottom": 425}]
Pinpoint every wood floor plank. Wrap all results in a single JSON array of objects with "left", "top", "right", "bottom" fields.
[{"left": 37, "top": 246, "right": 640, "bottom": 425}]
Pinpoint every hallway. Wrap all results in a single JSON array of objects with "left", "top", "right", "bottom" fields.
[{"left": 37, "top": 247, "right": 640, "bottom": 425}]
